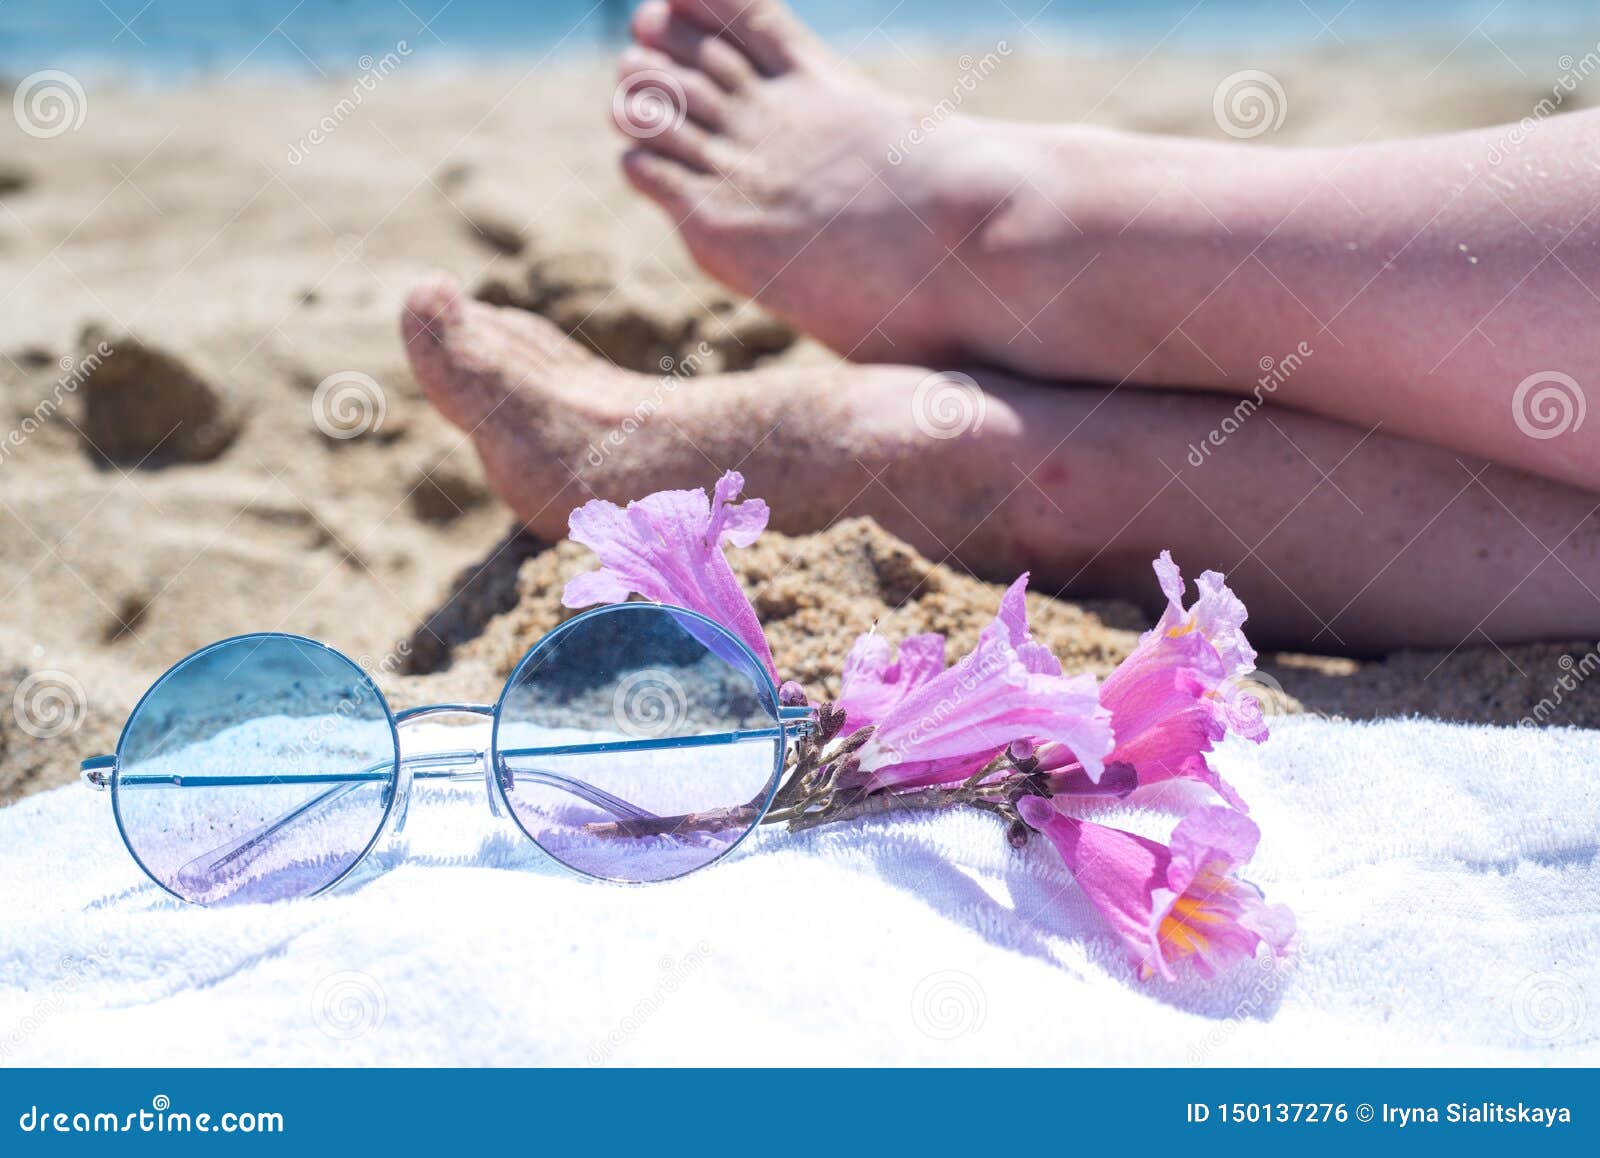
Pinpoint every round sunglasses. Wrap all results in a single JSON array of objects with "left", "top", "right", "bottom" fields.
[{"left": 80, "top": 603, "right": 813, "bottom": 905}]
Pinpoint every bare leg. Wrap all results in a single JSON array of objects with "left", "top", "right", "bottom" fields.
[
  {"left": 614, "top": 0, "right": 1600, "bottom": 493},
  {"left": 403, "top": 278, "right": 1600, "bottom": 653}
]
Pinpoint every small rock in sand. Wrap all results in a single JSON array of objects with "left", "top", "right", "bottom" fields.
[
  {"left": 409, "top": 459, "right": 490, "bottom": 524},
  {"left": 75, "top": 327, "right": 242, "bottom": 467},
  {"left": 455, "top": 177, "right": 531, "bottom": 256}
]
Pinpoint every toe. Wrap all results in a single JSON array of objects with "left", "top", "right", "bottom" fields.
[
  {"left": 668, "top": 0, "right": 811, "bottom": 76},
  {"left": 615, "top": 45, "right": 727, "bottom": 132},
  {"left": 620, "top": 148, "right": 717, "bottom": 220},
  {"left": 632, "top": 0, "right": 755, "bottom": 92},
  {"left": 402, "top": 273, "right": 463, "bottom": 358},
  {"left": 612, "top": 92, "right": 726, "bottom": 175},
  {"left": 402, "top": 275, "right": 480, "bottom": 430}
]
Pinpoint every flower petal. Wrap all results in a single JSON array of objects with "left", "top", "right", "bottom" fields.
[
  {"left": 857, "top": 576, "right": 1112, "bottom": 786},
  {"left": 1019, "top": 796, "right": 1169, "bottom": 972},
  {"left": 860, "top": 634, "right": 1111, "bottom": 785},
  {"left": 561, "top": 471, "right": 777, "bottom": 679},
  {"left": 836, "top": 631, "right": 947, "bottom": 734},
  {"left": 1097, "top": 553, "right": 1264, "bottom": 808},
  {"left": 1022, "top": 798, "right": 1293, "bottom": 981},
  {"left": 710, "top": 471, "right": 769, "bottom": 548}
]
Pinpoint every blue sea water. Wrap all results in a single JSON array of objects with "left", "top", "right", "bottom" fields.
[{"left": 0, "top": 0, "right": 1593, "bottom": 77}]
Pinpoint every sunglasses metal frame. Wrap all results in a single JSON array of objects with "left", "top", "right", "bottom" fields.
[{"left": 81, "top": 603, "right": 814, "bottom": 902}]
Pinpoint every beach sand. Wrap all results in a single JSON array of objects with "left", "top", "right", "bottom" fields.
[{"left": 2, "top": 46, "right": 1595, "bottom": 803}]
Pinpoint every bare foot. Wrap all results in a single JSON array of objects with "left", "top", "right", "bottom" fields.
[
  {"left": 612, "top": 0, "right": 1100, "bottom": 368},
  {"left": 401, "top": 273, "right": 1010, "bottom": 548},
  {"left": 403, "top": 274, "right": 1600, "bottom": 651}
]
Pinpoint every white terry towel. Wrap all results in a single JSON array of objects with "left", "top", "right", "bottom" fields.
[{"left": 0, "top": 716, "right": 1596, "bottom": 1066}]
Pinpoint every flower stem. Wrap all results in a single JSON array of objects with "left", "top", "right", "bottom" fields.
[{"left": 766, "top": 782, "right": 1018, "bottom": 833}]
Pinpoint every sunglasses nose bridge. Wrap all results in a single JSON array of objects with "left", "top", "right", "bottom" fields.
[
  {"left": 390, "top": 703, "right": 500, "bottom": 828},
  {"left": 392, "top": 702, "right": 495, "bottom": 726}
]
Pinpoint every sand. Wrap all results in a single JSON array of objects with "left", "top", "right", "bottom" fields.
[{"left": 2, "top": 45, "right": 1596, "bottom": 805}]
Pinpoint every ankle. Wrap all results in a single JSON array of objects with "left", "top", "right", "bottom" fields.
[{"left": 948, "top": 124, "right": 1139, "bottom": 378}]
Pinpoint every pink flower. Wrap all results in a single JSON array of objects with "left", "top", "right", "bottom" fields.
[
  {"left": 1097, "top": 552, "right": 1265, "bottom": 810},
  {"left": 1018, "top": 796, "right": 1294, "bottom": 981},
  {"left": 834, "top": 632, "right": 946, "bottom": 736},
  {"left": 561, "top": 471, "right": 776, "bottom": 680},
  {"left": 855, "top": 576, "right": 1114, "bottom": 788}
]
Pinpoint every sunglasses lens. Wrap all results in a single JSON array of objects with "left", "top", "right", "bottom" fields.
[
  {"left": 114, "top": 635, "right": 397, "bottom": 905},
  {"left": 496, "top": 605, "right": 783, "bottom": 882}
]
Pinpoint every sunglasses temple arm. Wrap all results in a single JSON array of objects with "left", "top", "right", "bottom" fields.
[
  {"left": 174, "top": 779, "right": 363, "bottom": 893},
  {"left": 136, "top": 725, "right": 806, "bottom": 882},
  {"left": 170, "top": 750, "right": 664, "bottom": 890}
]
